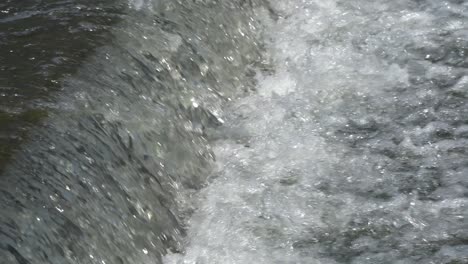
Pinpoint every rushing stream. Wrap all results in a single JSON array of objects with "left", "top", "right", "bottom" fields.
[{"left": 1, "top": 0, "right": 468, "bottom": 264}]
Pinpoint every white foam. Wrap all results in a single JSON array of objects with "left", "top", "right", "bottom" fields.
[{"left": 164, "top": 0, "right": 468, "bottom": 263}]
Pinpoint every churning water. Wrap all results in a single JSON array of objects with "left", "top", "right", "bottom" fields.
[{"left": 1, "top": 0, "right": 468, "bottom": 264}]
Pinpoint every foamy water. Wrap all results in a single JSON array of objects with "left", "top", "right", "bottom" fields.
[{"left": 165, "top": 1, "right": 468, "bottom": 263}]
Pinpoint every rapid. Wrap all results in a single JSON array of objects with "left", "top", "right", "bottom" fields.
[{"left": 1, "top": 1, "right": 467, "bottom": 264}]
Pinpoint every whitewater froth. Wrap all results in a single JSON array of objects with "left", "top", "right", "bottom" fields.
[{"left": 165, "top": 0, "right": 468, "bottom": 263}]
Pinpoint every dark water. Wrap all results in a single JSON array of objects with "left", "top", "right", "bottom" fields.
[
  {"left": 0, "top": 0, "right": 124, "bottom": 171},
  {"left": 1, "top": 0, "right": 468, "bottom": 264}
]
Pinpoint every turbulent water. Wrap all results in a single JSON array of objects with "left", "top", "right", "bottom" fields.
[
  {"left": 1, "top": 0, "right": 468, "bottom": 264},
  {"left": 0, "top": 0, "right": 267, "bottom": 263}
]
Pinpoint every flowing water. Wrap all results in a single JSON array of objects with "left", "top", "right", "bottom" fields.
[{"left": 1, "top": 0, "right": 468, "bottom": 264}]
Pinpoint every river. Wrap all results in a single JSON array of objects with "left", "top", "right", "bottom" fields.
[{"left": 1, "top": 1, "right": 468, "bottom": 264}]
